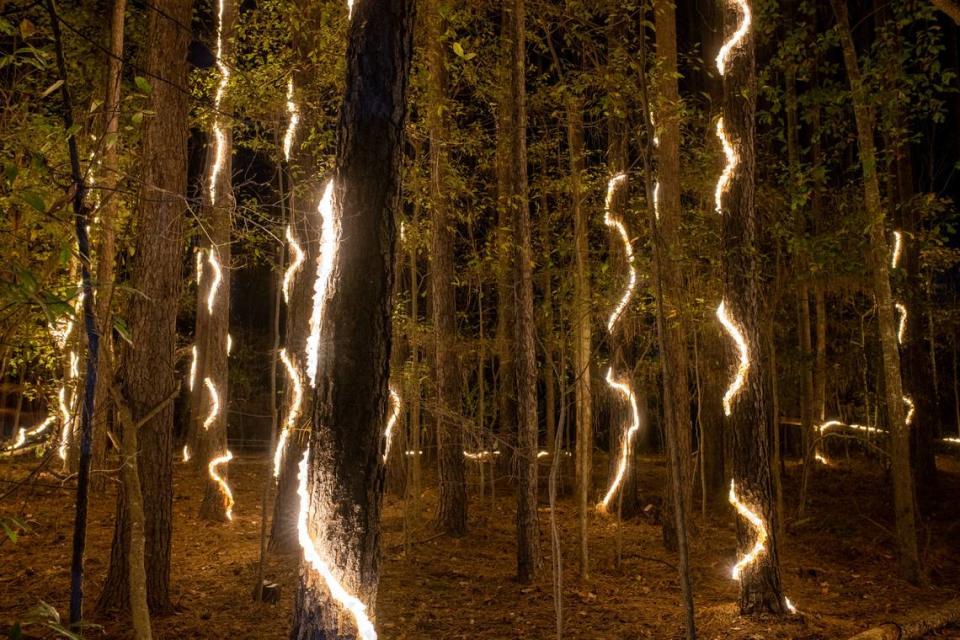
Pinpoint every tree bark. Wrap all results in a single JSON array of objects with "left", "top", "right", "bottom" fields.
[
  {"left": 97, "top": 0, "right": 191, "bottom": 613},
  {"left": 288, "top": 0, "right": 414, "bottom": 636},
  {"left": 830, "top": 0, "right": 922, "bottom": 583},
  {"left": 427, "top": 0, "right": 467, "bottom": 536}
]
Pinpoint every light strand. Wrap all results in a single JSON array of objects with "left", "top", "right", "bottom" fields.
[
  {"left": 306, "top": 181, "right": 340, "bottom": 387},
  {"left": 283, "top": 78, "right": 300, "bottom": 162},
  {"left": 715, "top": 0, "right": 752, "bottom": 75},
  {"left": 206, "top": 248, "right": 223, "bottom": 314},
  {"left": 895, "top": 302, "right": 907, "bottom": 345},
  {"left": 183, "top": 445, "right": 191, "bottom": 462},
  {"left": 202, "top": 377, "right": 220, "bottom": 431},
  {"left": 189, "top": 345, "right": 198, "bottom": 391},
  {"left": 208, "top": 450, "right": 235, "bottom": 520},
  {"left": 716, "top": 301, "right": 750, "bottom": 416},
  {"left": 891, "top": 230, "right": 903, "bottom": 270},
  {"left": 714, "top": 118, "right": 738, "bottom": 215},
  {"left": 382, "top": 385, "right": 401, "bottom": 463},
  {"left": 297, "top": 448, "right": 377, "bottom": 640},
  {"left": 283, "top": 224, "right": 305, "bottom": 305},
  {"left": 728, "top": 479, "right": 766, "bottom": 580},
  {"left": 274, "top": 348, "right": 304, "bottom": 477},
  {"left": 603, "top": 173, "right": 634, "bottom": 332},
  {"left": 597, "top": 368, "right": 641, "bottom": 511},
  {"left": 903, "top": 396, "right": 915, "bottom": 426},
  {"left": 207, "top": 0, "right": 231, "bottom": 205}
]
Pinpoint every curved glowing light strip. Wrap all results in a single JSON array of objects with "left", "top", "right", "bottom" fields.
[
  {"left": 944, "top": 437, "right": 960, "bottom": 444},
  {"left": 381, "top": 385, "right": 401, "bottom": 463},
  {"left": 297, "top": 448, "right": 377, "bottom": 640},
  {"left": 895, "top": 302, "right": 907, "bottom": 345},
  {"left": 347, "top": 0, "right": 355, "bottom": 19},
  {"left": 717, "top": 301, "right": 749, "bottom": 416},
  {"left": 306, "top": 181, "right": 339, "bottom": 388},
  {"left": 196, "top": 248, "right": 204, "bottom": 287},
  {"left": 227, "top": 333, "right": 233, "bottom": 356},
  {"left": 206, "top": 248, "right": 223, "bottom": 314},
  {"left": 208, "top": 450, "right": 235, "bottom": 520},
  {"left": 69, "top": 352, "right": 80, "bottom": 379},
  {"left": 818, "top": 419, "right": 886, "bottom": 436},
  {"left": 283, "top": 225, "right": 305, "bottom": 305},
  {"left": 715, "top": 0, "right": 752, "bottom": 76},
  {"left": 814, "top": 453, "right": 830, "bottom": 465},
  {"left": 203, "top": 377, "right": 220, "bottom": 431},
  {"left": 715, "top": 118, "right": 738, "bottom": 215},
  {"left": 274, "top": 348, "right": 304, "bottom": 477},
  {"left": 57, "top": 387, "right": 72, "bottom": 460},
  {"left": 283, "top": 79, "right": 300, "bottom": 163},
  {"left": 652, "top": 182, "right": 660, "bottom": 221},
  {"left": 208, "top": 0, "right": 231, "bottom": 205},
  {"left": 8, "top": 429, "right": 25, "bottom": 450},
  {"left": 903, "top": 396, "right": 915, "bottom": 426},
  {"left": 183, "top": 445, "right": 191, "bottom": 462},
  {"left": 598, "top": 367, "right": 641, "bottom": 511},
  {"left": 728, "top": 479, "right": 767, "bottom": 580},
  {"left": 188, "top": 345, "right": 198, "bottom": 391},
  {"left": 27, "top": 415, "right": 56, "bottom": 439},
  {"left": 463, "top": 449, "right": 501, "bottom": 461},
  {"left": 603, "top": 173, "right": 634, "bottom": 332},
  {"left": 891, "top": 230, "right": 903, "bottom": 270}
]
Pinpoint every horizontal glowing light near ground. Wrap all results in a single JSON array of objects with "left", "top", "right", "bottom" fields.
[
  {"left": 189, "top": 345, "right": 198, "bottom": 391},
  {"left": 207, "top": 0, "right": 230, "bottom": 205},
  {"left": 944, "top": 437, "right": 960, "bottom": 444},
  {"left": 728, "top": 479, "right": 766, "bottom": 580},
  {"left": 9, "top": 429, "right": 25, "bottom": 450},
  {"left": 785, "top": 597, "right": 797, "bottom": 614},
  {"left": 274, "top": 348, "right": 304, "bottom": 477},
  {"left": 603, "top": 173, "right": 634, "bottom": 332},
  {"left": 891, "top": 230, "right": 903, "bottom": 269},
  {"left": 382, "top": 386, "right": 401, "bottom": 463},
  {"left": 716, "top": 301, "right": 749, "bottom": 416},
  {"left": 203, "top": 377, "right": 220, "bottom": 431},
  {"left": 405, "top": 450, "right": 423, "bottom": 456},
  {"left": 715, "top": 0, "right": 752, "bottom": 75},
  {"left": 715, "top": 118, "right": 737, "bottom": 215},
  {"left": 598, "top": 367, "right": 641, "bottom": 511},
  {"left": 283, "top": 79, "right": 300, "bottom": 162},
  {"left": 183, "top": 445, "right": 191, "bottom": 462},
  {"left": 206, "top": 249, "right": 222, "bottom": 314},
  {"left": 895, "top": 302, "right": 907, "bottom": 344},
  {"left": 283, "top": 225, "right": 305, "bottom": 305},
  {"left": 464, "top": 450, "right": 500, "bottom": 460},
  {"left": 903, "top": 396, "right": 915, "bottom": 426},
  {"left": 306, "top": 181, "right": 339, "bottom": 388},
  {"left": 818, "top": 419, "right": 886, "bottom": 436},
  {"left": 814, "top": 453, "right": 830, "bottom": 465},
  {"left": 209, "top": 450, "right": 235, "bottom": 520},
  {"left": 297, "top": 448, "right": 377, "bottom": 640}
]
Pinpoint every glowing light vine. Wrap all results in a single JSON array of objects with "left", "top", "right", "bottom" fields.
[
  {"left": 208, "top": 0, "right": 231, "bottom": 206},
  {"left": 202, "top": 377, "right": 220, "bottom": 432},
  {"left": 381, "top": 385, "right": 401, "bottom": 463},
  {"left": 189, "top": 345, "right": 198, "bottom": 391},
  {"left": 196, "top": 248, "right": 204, "bottom": 286},
  {"left": 728, "top": 479, "right": 766, "bottom": 580},
  {"left": 714, "top": 118, "right": 738, "bottom": 215},
  {"left": 283, "top": 78, "right": 300, "bottom": 163},
  {"left": 716, "top": 301, "right": 749, "bottom": 416},
  {"left": 895, "top": 302, "right": 907, "bottom": 345},
  {"left": 306, "top": 181, "right": 340, "bottom": 388},
  {"left": 891, "top": 230, "right": 903, "bottom": 270},
  {"left": 57, "top": 387, "right": 72, "bottom": 461},
  {"left": 903, "top": 396, "right": 915, "bottom": 426},
  {"left": 597, "top": 368, "right": 641, "bottom": 511},
  {"left": 283, "top": 224, "right": 305, "bottom": 305},
  {"left": 715, "top": 0, "right": 752, "bottom": 75},
  {"left": 296, "top": 448, "right": 377, "bottom": 640},
  {"left": 183, "top": 445, "right": 191, "bottom": 462},
  {"left": 274, "top": 348, "right": 304, "bottom": 477},
  {"left": 208, "top": 450, "right": 235, "bottom": 520},
  {"left": 602, "top": 173, "right": 634, "bottom": 332},
  {"left": 206, "top": 248, "right": 223, "bottom": 314}
]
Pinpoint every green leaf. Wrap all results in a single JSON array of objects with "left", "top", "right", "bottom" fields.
[
  {"left": 134, "top": 76, "right": 152, "bottom": 94},
  {"left": 452, "top": 41, "right": 465, "bottom": 58},
  {"left": 131, "top": 111, "right": 143, "bottom": 126},
  {"left": 113, "top": 317, "right": 132, "bottom": 345},
  {"left": 20, "top": 191, "right": 45, "bottom": 212}
]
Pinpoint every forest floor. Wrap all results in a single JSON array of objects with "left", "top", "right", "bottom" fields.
[{"left": 2, "top": 451, "right": 960, "bottom": 639}]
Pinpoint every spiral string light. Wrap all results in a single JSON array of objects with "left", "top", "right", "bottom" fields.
[
  {"left": 3, "top": 416, "right": 56, "bottom": 453},
  {"left": 274, "top": 348, "right": 304, "bottom": 477},
  {"left": 716, "top": 301, "right": 749, "bottom": 417},
  {"left": 297, "top": 448, "right": 377, "bottom": 640},
  {"left": 889, "top": 233, "right": 914, "bottom": 431},
  {"left": 189, "top": 345, "right": 198, "bottom": 391},
  {"left": 206, "top": 248, "right": 223, "bottom": 314},
  {"left": 208, "top": 0, "right": 231, "bottom": 205},
  {"left": 895, "top": 302, "right": 907, "bottom": 345},
  {"left": 381, "top": 385, "right": 401, "bottom": 463},
  {"left": 283, "top": 225, "right": 305, "bottom": 305},
  {"left": 715, "top": 0, "right": 752, "bottom": 75},
  {"left": 202, "top": 377, "right": 220, "bottom": 432},
  {"left": 598, "top": 368, "right": 641, "bottom": 511},
  {"left": 57, "top": 387, "right": 72, "bottom": 460},
  {"left": 597, "top": 173, "right": 641, "bottom": 512},
  {"left": 891, "top": 230, "right": 903, "bottom": 270},
  {"left": 208, "top": 450, "right": 235, "bottom": 520},
  {"left": 728, "top": 480, "right": 766, "bottom": 580},
  {"left": 714, "top": 118, "right": 738, "bottom": 215},
  {"left": 903, "top": 395, "right": 915, "bottom": 426},
  {"left": 306, "top": 180, "right": 340, "bottom": 388},
  {"left": 283, "top": 78, "right": 300, "bottom": 163}
]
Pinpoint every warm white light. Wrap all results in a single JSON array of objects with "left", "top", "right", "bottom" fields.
[
  {"left": 818, "top": 419, "right": 886, "bottom": 436},
  {"left": 404, "top": 450, "right": 424, "bottom": 456},
  {"left": 347, "top": 0, "right": 355, "bottom": 19},
  {"left": 283, "top": 78, "right": 300, "bottom": 163},
  {"left": 603, "top": 173, "right": 634, "bottom": 332},
  {"left": 715, "top": 0, "right": 752, "bottom": 76},
  {"left": 382, "top": 386, "right": 401, "bottom": 463},
  {"left": 903, "top": 395, "right": 915, "bottom": 426},
  {"left": 274, "top": 348, "right": 304, "bottom": 477},
  {"left": 203, "top": 377, "right": 220, "bottom": 431},
  {"left": 206, "top": 248, "right": 223, "bottom": 314},
  {"left": 183, "top": 445, "right": 191, "bottom": 462},
  {"left": 537, "top": 450, "right": 549, "bottom": 458},
  {"left": 716, "top": 301, "right": 749, "bottom": 416},
  {"left": 895, "top": 302, "right": 907, "bottom": 344},
  {"left": 652, "top": 182, "right": 660, "bottom": 221},
  {"left": 69, "top": 352, "right": 79, "bottom": 379},
  {"left": 57, "top": 386, "right": 72, "bottom": 461},
  {"left": 785, "top": 597, "right": 797, "bottom": 614},
  {"left": 598, "top": 367, "right": 641, "bottom": 511},
  {"left": 306, "top": 181, "right": 340, "bottom": 388},
  {"left": 189, "top": 345, "right": 198, "bottom": 391},
  {"left": 227, "top": 333, "right": 233, "bottom": 355},
  {"left": 296, "top": 448, "right": 377, "bottom": 640},
  {"left": 944, "top": 437, "right": 960, "bottom": 444},
  {"left": 208, "top": 0, "right": 231, "bottom": 206},
  {"left": 463, "top": 449, "right": 501, "bottom": 461},
  {"left": 283, "top": 224, "right": 305, "bottom": 305},
  {"left": 9, "top": 429, "right": 25, "bottom": 450},
  {"left": 715, "top": 118, "right": 737, "bottom": 215},
  {"left": 891, "top": 230, "right": 902, "bottom": 270},
  {"left": 196, "top": 248, "right": 204, "bottom": 287},
  {"left": 814, "top": 453, "right": 830, "bottom": 465},
  {"left": 728, "top": 479, "right": 766, "bottom": 580},
  {"left": 208, "top": 450, "right": 235, "bottom": 520}
]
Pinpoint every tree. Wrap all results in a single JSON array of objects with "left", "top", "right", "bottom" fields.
[
  {"left": 718, "top": 0, "right": 787, "bottom": 614},
  {"left": 97, "top": 0, "right": 192, "bottom": 613},
  {"left": 830, "top": 0, "right": 922, "bottom": 583},
  {"left": 288, "top": 0, "right": 415, "bottom": 635},
  {"left": 428, "top": 0, "right": 468, "bottom": 536}
]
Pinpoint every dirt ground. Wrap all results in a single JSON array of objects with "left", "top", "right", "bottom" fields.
[{"left": 2, "top": 451, "right": 960, "bottom": 639}]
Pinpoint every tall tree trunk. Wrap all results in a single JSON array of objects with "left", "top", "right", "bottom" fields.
[
  {"left": 830, "top": 0, "right": 922, "bottom": 583},
  {"left": 506, "top": 0, "right": 539, "bottom": 585},
  {"left": 567, "top": 93, "right": 592, "bottom": 579},
  {"left": 90, "top": 0, "right": 125, "bottom": 492},
  {"left": 97, "top": 0, "right": 192, "bottom": 613},
  {"left": 428, "top": 0, "right": 467, "bottom": 536},
  {"left": 288, "top": 0, "right": 414, "bottom": 636},
  {"left": 718, "top": 0, "right": 786, "bottom": 614}
]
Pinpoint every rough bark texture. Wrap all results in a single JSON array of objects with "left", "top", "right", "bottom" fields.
[
  {"left": 97, "top": 0, "right": 191, "bottom": 613},
  {"left": 287, "top": 0, "right": 414, "bottom": 636},
  {"left": 831, "top": 0, "right": 922, "bottom": 583},
  {"left": 428, "top": 0, "right": 467, "bottom": 537},
  {"left": 719, "top": 2, "right": 786, "bottom": 614}
]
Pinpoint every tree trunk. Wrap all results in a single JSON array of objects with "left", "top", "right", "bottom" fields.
[
  {"left": 718, "top": 0, "right": 786, "bottom": 614},
  {"left": 288, "top": 0, "right": 414, "bottom": 636},
  {"left": 428, "top": 0, "right": 467, "bottom": 536},
  {"left": 97, "top": 0, "right": 191, "bottom": 613},
  {"left": 830, "top": 0, "right": 922, "bottom": 583}
]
